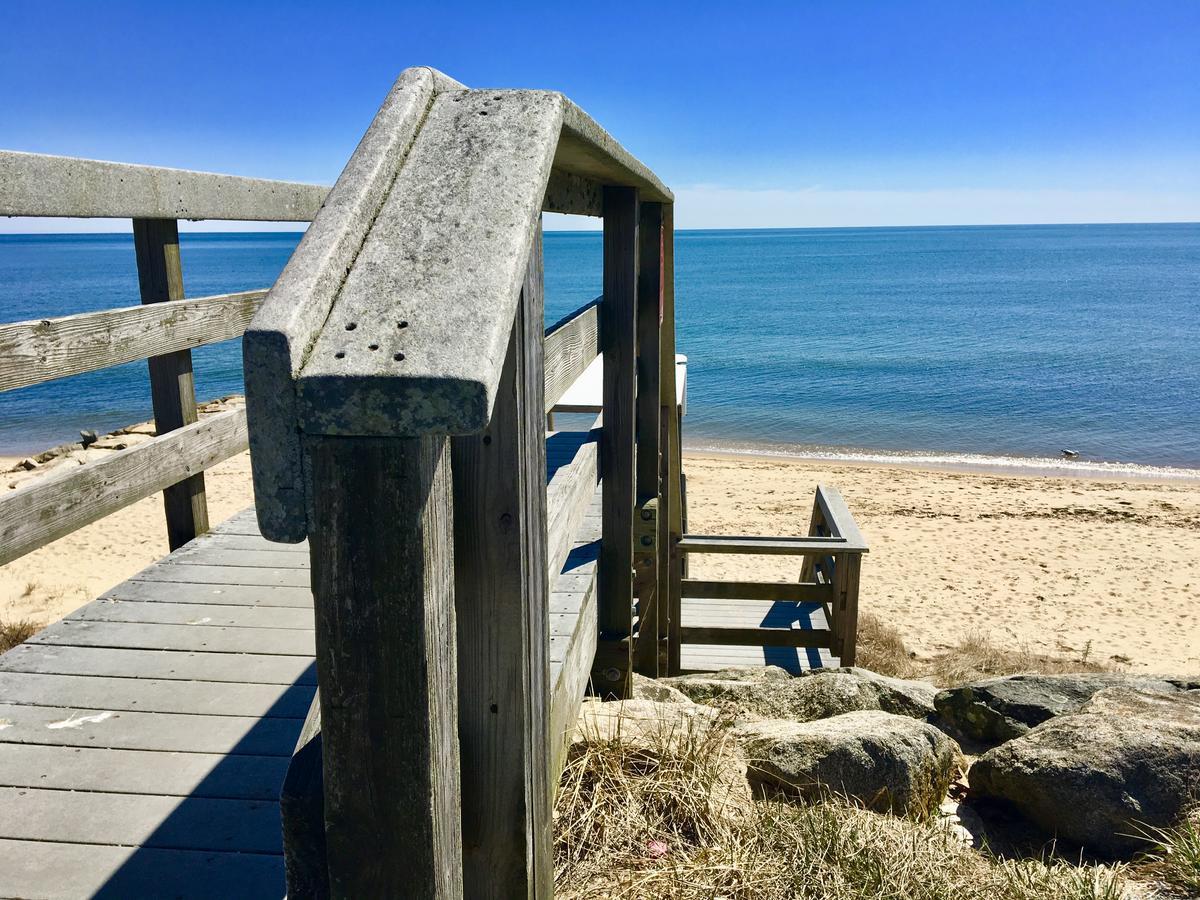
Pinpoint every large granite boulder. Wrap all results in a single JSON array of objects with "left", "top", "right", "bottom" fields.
[
  {"left": 731, "top": 710, "right": 962, "bottom": 816},
  {"left": 630, "top": 673, "right": 693, "bottom": 705},
  {"left": 968, "top": 687, "right": 1200, "bottom": 857},
  {"left": 574, "top": 698, "right": 719, "bottom": 746},
  {"left": 663, "top": 666, "right": 937, "bottom": 722},
  {"left": 935, "top": 673, "right": 1200, "bottom": 743}
]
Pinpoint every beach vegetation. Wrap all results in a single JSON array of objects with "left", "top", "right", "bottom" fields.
[{"left": 0, "top": 618, "right": 40, "bottom": 653}]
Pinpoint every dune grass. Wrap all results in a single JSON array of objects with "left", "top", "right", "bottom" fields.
[
  {"left": 1136, "top": 812, "right": 1200, "bottom": 897},
  {"left": 0, "top": 618, "right": 40, "bottom": 653},
  {"left": 855, "top": 612, "right": 1111, "bottom": 687},
  {"left": 555, "top": 709, "right": 1128, "bottom": 900}
]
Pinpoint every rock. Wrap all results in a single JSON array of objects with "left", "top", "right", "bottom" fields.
[
  {"left": 937, "top": 799, "right": 987, "bottom": 847},
  {"left": 17, "top": 458, "right": 37, "bottom": 471},
  {"left": 732, "top": 711, "right": 962, "bottom": 816},
  {"left": 662, "top": 667, "right": 936, "bottom": 722},
  {"left": 79, "top": 429, "right": 98, "bottom": 447},
  {"left": 574, "top": 698, "right": 720, "bottom": 747},
  {"left": 935, "top": 673, "right": 1200, "bottom": 743},
  {"left": 572, "top": 698, "right": 750, "bottom": 814},
  {"left": 968, "top": 688, "right": 1200, "bottom": 857},
  {"left": 630, "top": 673, "right": 693, "bottom": 705}
]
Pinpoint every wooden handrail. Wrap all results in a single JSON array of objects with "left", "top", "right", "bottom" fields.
[
  {"left": 678, "top": 534, "right": 868, "bottom": 555},
  {"left": 0, "top": 408, "right": 248, "bottom": 566},
  {"left": 543, "top": 298, "right": 601, "bottom": 411},
  {"left": 0, "top": 289, "right": 266, "bottom": 393},
  {"left": 0, "top": 149, "right": 327, "bottom": 221}
]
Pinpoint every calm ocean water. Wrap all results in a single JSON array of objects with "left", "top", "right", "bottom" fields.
[{"left": 2, "top": 224, "right": 1198, "bottom": 475}]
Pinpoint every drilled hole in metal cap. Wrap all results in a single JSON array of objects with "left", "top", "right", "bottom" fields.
[
  {"left": 334, "top": 351, "right": 345, "bottom": 359},
  {"left": 397, "top": 320, "right": 409, "bottom": 329},
  {"left": 345, "top": 322, "right": 357, "bottom": 331},
  {"left": 393, "top": 352, "right": 405, "bottom": 361},
  {"left": 368, "top": 344, "right": 379, "bottom": 351}
]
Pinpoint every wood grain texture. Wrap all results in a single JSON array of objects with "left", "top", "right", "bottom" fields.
[
  {"left": 542, "top": 169, "right": 602, "bottom": 216},
  {"left": 306, "top": 434, "right": 462, "bottom": 899},
  {"left": 0, "top": 289, "right": 265, "bottom": 393},
  {"left": 661, "top": 204, "right": 684, "bottom": 674},
  {"left": 543, "top": 298, "right": 601, "bottom": 411},
  {"left": 452, "top": 230, "right": 551, "bottom": 899},
  {"left": 597, "top": 185, "right": 638, "bottom": 697},
  {"left": 281, "top": 694, "right": 329, "bottom": 900},
  {"left": 133, "top": 217, "right": 208, "bottom": 550},
  {"left": 681, "top": 580, "right": 833, "bottom": 603},
  {"left": 0, "top": 408, "right": 247, "bottom": 566}
]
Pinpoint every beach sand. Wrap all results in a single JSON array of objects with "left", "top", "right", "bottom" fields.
[{"left": 2, "top": 447, "right": 1198, "bottom": 675}]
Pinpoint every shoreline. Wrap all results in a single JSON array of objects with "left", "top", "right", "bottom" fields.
[{"left": 683, "top": 441, "right": 1200, "bottom": 484}]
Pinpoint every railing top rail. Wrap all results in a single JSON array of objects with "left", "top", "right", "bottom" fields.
[
  {"left": 814, "top": 483, "right": 870, "bottom": 552},
  {"left": 0, "top": 149, "right": 328, "bottom": 221},
  {"left": 245, "top": 66, "right": 672, "bottom": 541}
]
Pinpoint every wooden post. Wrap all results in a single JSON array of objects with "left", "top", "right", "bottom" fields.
[
  {"left": 132, "top": 217, "right": 208, "bottom": 550},
  {"left": 306, "top": 434, "right": 462, "bottom": 899},
  {"left": 452, "top": 228, "right": 551, "bottom": 898},
  {"left": 659, "top": 205, "right": 684, "bottom": 675},
  {"left": 834, "top": 552, "right": 862, "bottom": 666},
  {"left": 633, "top": 202, "right": 663, "bottom": 677},
  {"left": 595, "top": 185, "right": 639, "bottom": 699}
]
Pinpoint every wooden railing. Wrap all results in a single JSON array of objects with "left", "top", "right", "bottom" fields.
[
  {"left": 677, "top": 484, "right": 868, "bottom": 665},
  {"left": 0, "top": 153, "right": 326, "bottom": 562},
  {"left": 241, "top": 67, "right": 679, "bottom": 897}
]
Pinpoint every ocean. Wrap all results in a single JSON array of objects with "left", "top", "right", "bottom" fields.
[{"left": 2, "top": 224, "right": 1198, "bottom": 477}]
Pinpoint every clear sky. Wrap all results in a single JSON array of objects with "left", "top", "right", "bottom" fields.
[{"left": 2, "top": 0, "right": 1198, "bottom": 231}]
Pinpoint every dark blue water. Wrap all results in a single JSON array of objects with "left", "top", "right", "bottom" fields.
[{"left": 2, "top": 225, "right": 1198, "bottom": 474}]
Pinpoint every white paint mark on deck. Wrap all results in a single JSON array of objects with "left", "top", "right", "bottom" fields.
[{"left": 46, "top": 711, "right": 114, "bottom": 730}]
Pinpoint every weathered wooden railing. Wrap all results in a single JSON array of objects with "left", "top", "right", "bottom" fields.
[
  {"left": 242, "top": 67, "right": 680, "bottom": 897},
  {"left": 677, "top": 484, "right": 868, "bottom": 666},
  {"left": 0, "top": 150, "right": 326, "bottom": 561}
]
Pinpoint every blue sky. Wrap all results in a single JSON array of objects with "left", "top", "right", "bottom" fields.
[{"left": 2, "top": 0, "right": 1198, "bottom": 230}]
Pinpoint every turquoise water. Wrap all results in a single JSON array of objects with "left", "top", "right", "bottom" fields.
[{"left": 2, "top": 225, "right": 1198, "bottom": 474}]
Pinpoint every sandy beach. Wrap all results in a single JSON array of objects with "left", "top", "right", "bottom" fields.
[{"left": 3, "top": 444, "right": 1198, "bottom": 675}]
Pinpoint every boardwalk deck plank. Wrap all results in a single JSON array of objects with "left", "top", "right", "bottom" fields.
[
  {"left": 0, "top": 644, "right": 316, "bottom": 684},
  {"left": 70, "top": 598, "right": 315, "bottom": 630},
  {"left": 27, "top": 619, "right": 316, "bottom": 655},
  {"left": 102, "top": 580, "right": 312, "bottom": 607}
]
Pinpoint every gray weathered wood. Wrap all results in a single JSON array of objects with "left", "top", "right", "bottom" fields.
[
  {"left": 0, "top": 643, "right": 315, "bottom": 685},
  {"left": 452, "top": 230, "right": 551, "bottom": 898},
  {"left": 102, "top": 579, "right": 311, "bottom": 607},
  {"left": 0, "top": 289, "right": 266, "bottom": 393},
  {"left": 0, "top": 148, "right": 326, "bottom": 220},
  {"left": 543, "top": 298, "right": 600, "bottom": 411},
  {"left": 71, "top": 597, "right": 313, "bottom": 629},
  {"left": 0, "top": 408, "right": 247, "bottom": 566},
  {"left": 0, "top": 670, "right": 312, "bottom": 717},
  {"left": 681, "top": 579, "right": 833, "bottom": 603},
  {"left": 0, "top": 742, "right": 289, "bottom": 799},
  {"left": 678, "top": 625, "right": 834, "bottom": 648},
  {"left": 0, "top": 786, "right": 283, "bottom": 852},
  {"left": 134, "top": 217, "right": 209, "bottom": 550},
  {"left": 170, "top": 545, "right": 312, "bottom": 568},
  {"left": 306, "top": 434, "right": 462, "bottom": 898},
  {"left": 0, "top": 703, "right": 300, "bottom": 755},
  {"left": 282, "top": 694, "right": 329, "bottom": 900},
  {"left": 28, "top": 619, "right": 314, "bottom": 655},
  {"left": 132, "top": 560, "right": 309, "bottom": 587},
  {"left": 815, "top": 483, "right": 869, "bottom": 552},
  {"left": 245, "top": 67, "right": 459, "bottom": 541},
  {"left": 0, "top": 838, "right": 284, "bottom": 900},
  {"left": 543, "top": 169, "right": 602, "bottom": 216},
  {"left": 596, "top": 185, "right": 638, "bottom": 698},
  {"left": 678, "top": 533, "right": 865, "bottom": 554},
  {"left": 545, "top": 421, "right": 600, "bottom": 584}
]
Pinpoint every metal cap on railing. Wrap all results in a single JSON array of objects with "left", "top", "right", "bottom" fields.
[{"left": 244, "top": 66, "right": 672, "bottom": 542}]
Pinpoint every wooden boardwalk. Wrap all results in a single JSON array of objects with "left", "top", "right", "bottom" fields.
[
  {"left": 679, "top": 598, "right": 839, "bottom": 674},
  {"left": 0, "top": 433, "right": 600, "bottom": 900}
]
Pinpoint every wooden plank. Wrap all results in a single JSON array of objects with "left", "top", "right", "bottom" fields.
[
  {"left": 678, "top": 534, "right": 865, "bottom": 555},
  {"left": 0, "top": 838, "right": 284, "bottom": 900},
  {"left": 134, "top": 216, "right": 209, "bottom": 550},
  {"left": 549, "top": 565, "right": 597, "bottom": 779},
  {"left": 169, "top": 545, "right": 312, "bottom": 569},
  {"left": 836, "top": 553, "right": 863, "bottom": 666},
  {"left": 543, "top": 298, "right": 600, "bottom": 411},
  {"left": 452, "top": 231, "right": 551, "bottom": 899},
  {"left": 0, "top": 644, "right": 316, "bottom": 685},
  {"left": 681, "top": 580, "right": 834, "bottom": 602},
  {"left": 103, "top": 579, "right": 312, "bottom": 607},
  {"left": 678, "top": 644, "right": 839, "bottom": 675},
  {"left": 131, "top": 560, "right": 309, "bottom": 587},
  {"left": 633, "top": 201, "right": 663, "bottom": 678},
  {"left": 70, "top": 598, "right": 314, "bottom": 630},
  {"left": 816, "top": 483, "right": 869, "bottom": 552},
  {"left": 0, "top": 289, "right": 266, "bottom": 393},
  {"left": 679, "top": 626, "right": 833, "bottom": 648},
  {"left": 0, "top": 148, "right": 326, "bottom": 220},
  {"left": 0, "top": 786, "right": 284, "bottom": 853},
  {"left": 183, "top": 532, "right": 310, "bottom": 553},
  {"left": 0, "top": 742, "right": 289, "bottom": 799},
  {"left": 658, "top": 203, "right": 682, "bottom": 674},
  {"left": 0, "top": 703, "right": 301, "bottom": 755},
  {"left": 0, "top": 408, "right": 248, "bottom": 567},
  {"left": 306, "top": 434, "right": 462, "bottom": 898},
  {"left": 542, "top": 169, "right": 602, "bottom": 216},
  {"left": 596, "top": 184, "right": 638, "bottom": 699},
  {"left": 545, "top": 424, "right": 599, "bottom": 586},
  {"left": 27, "top": 619, "right": 315, "bottom": 656},
  {"left": 282, "top": 694, "right": 328, "bottom": 900},
  {"left": 0, "top": 670, "right": 313, "bottom": 717}
]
